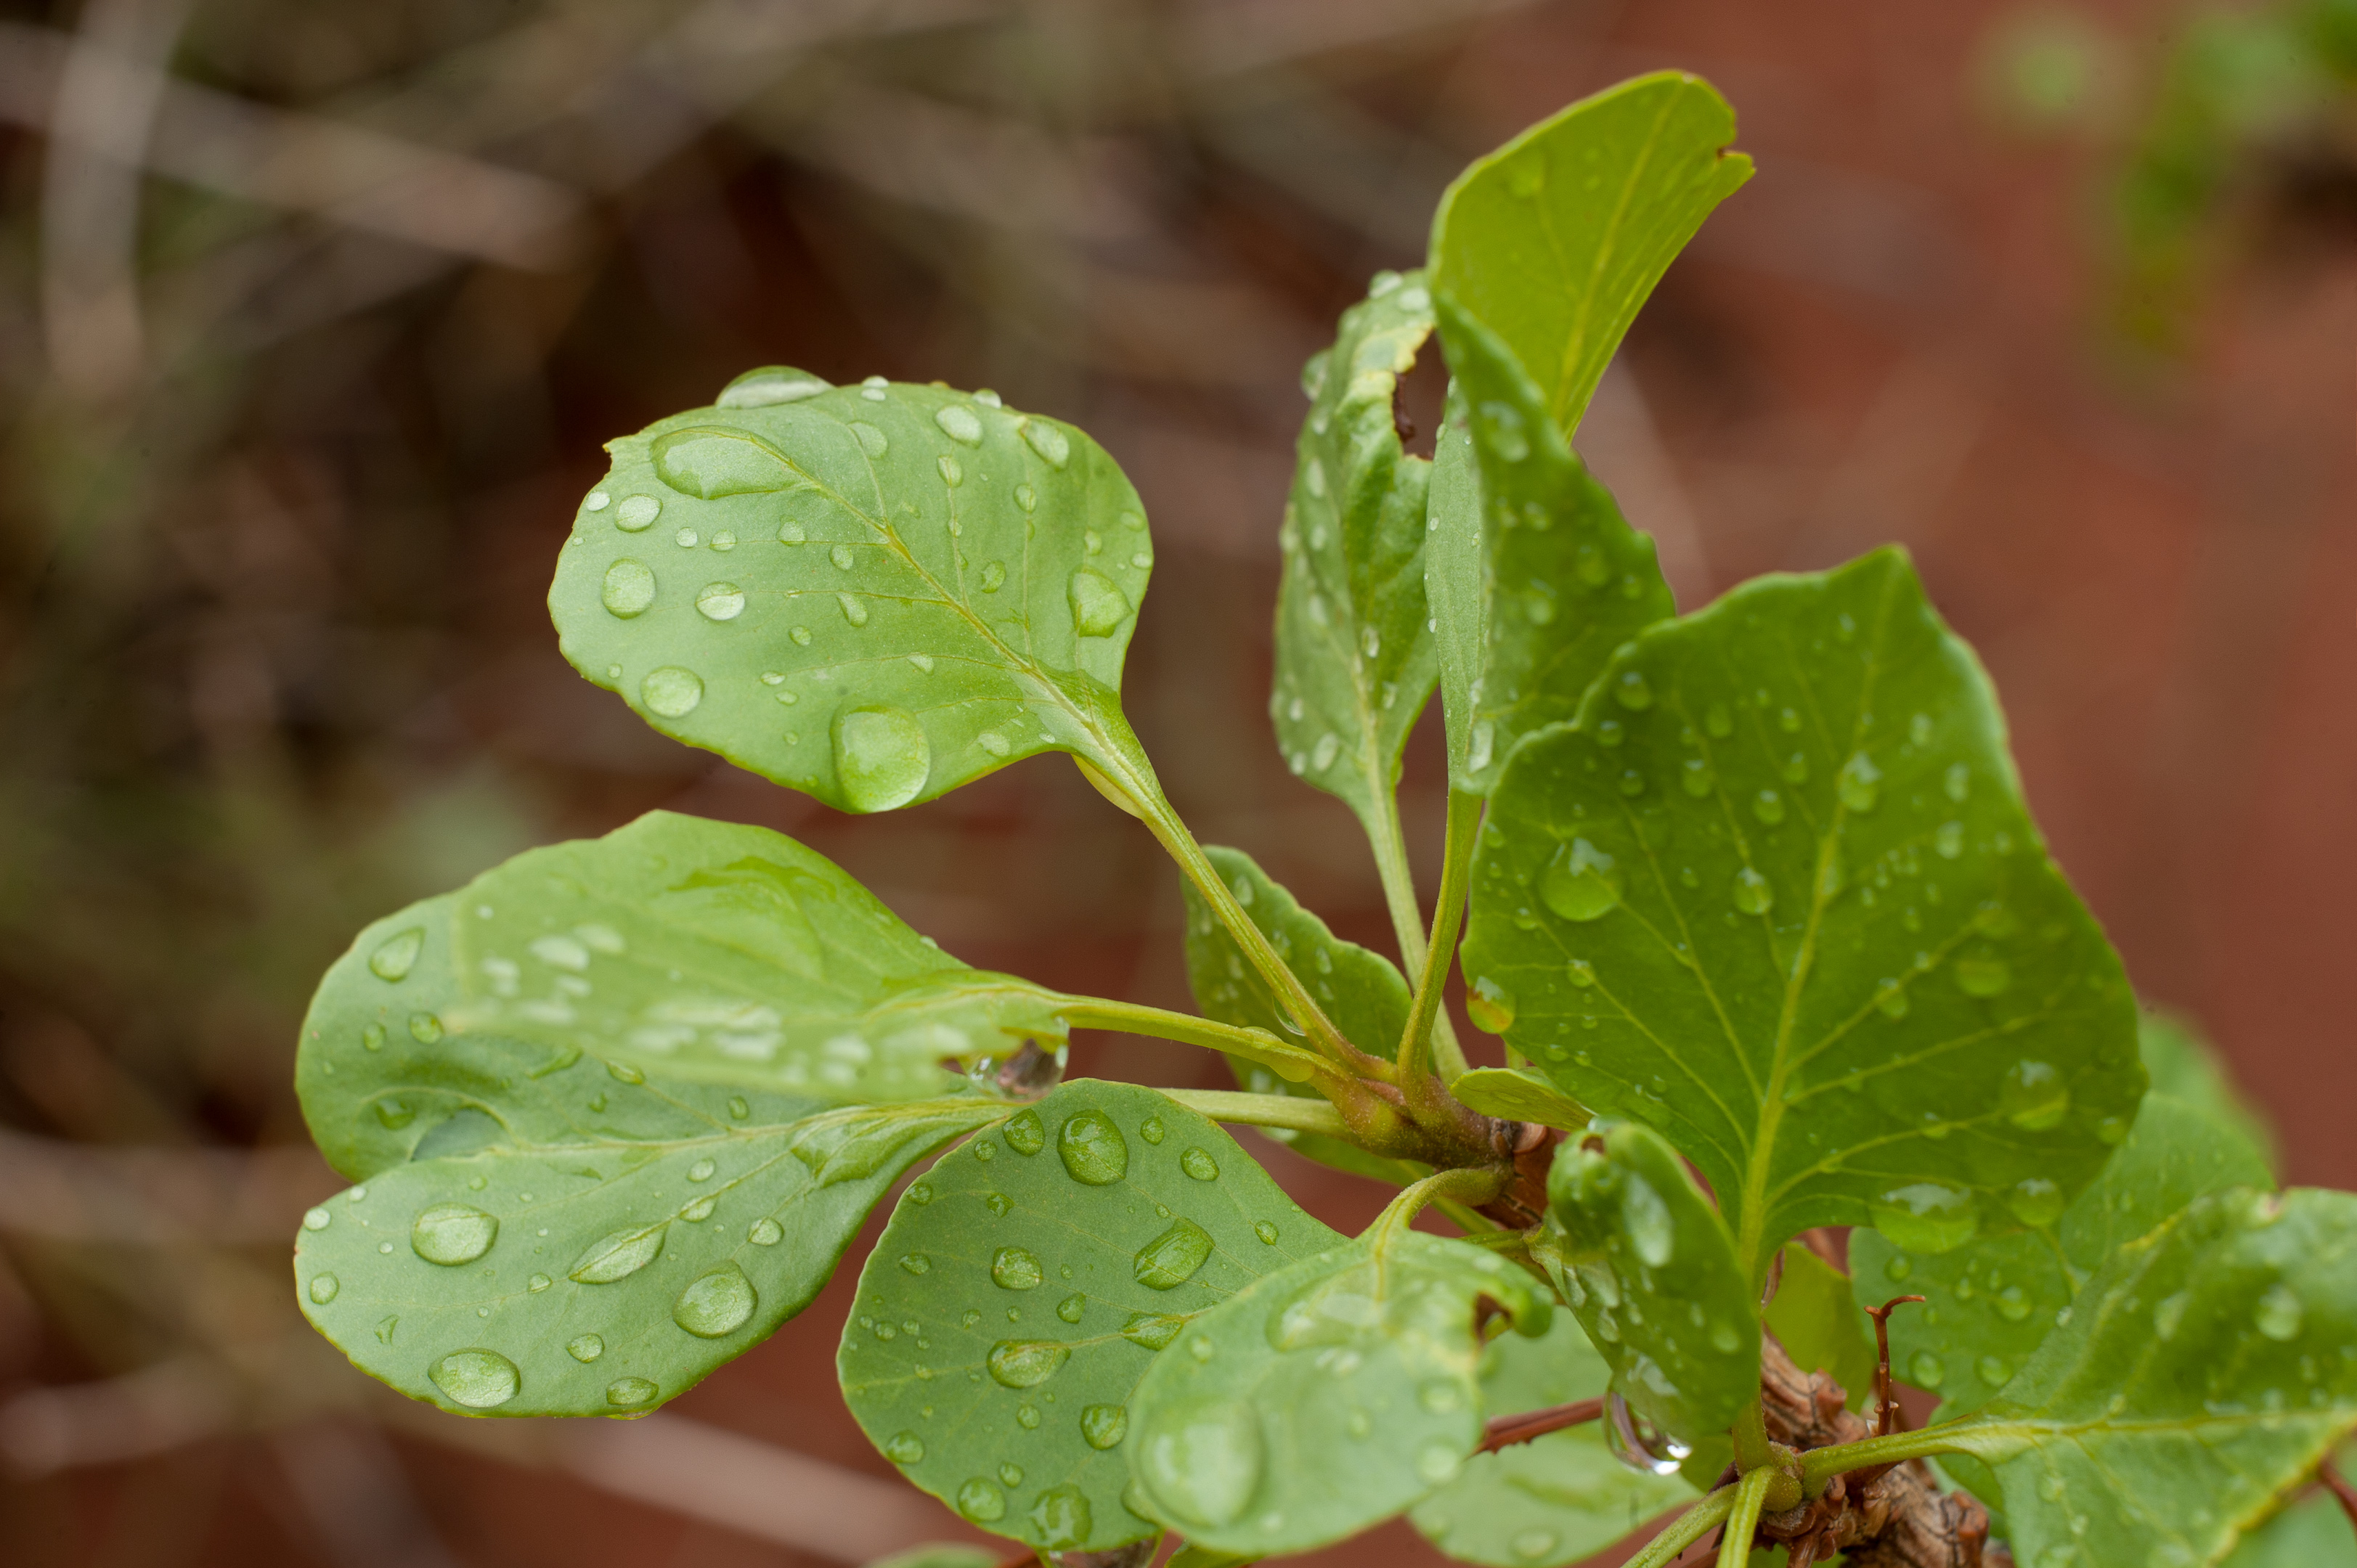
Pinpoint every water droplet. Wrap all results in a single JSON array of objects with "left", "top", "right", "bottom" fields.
[
  {"left": 693, "top": 581, "right": 744, "bottom": 621},
  {"left": 1253, "top": 1220, "right": 1279, "bottom": 1245},
  {"left": 1840, "top": 753, "right": 1882, "bottom": 812},
  {"left": 849, "top": 422, "right": 888, "bottom": 457},
  {"left": 615, "top": 495, "right": 661, "bottom": 531},
  {"left": 1934, "top": 821, "right": 1965, "bottom": 859},
  {"left": 675, "top": 528, "right": 699, "bottom": 548},
  {"left": 1945, "top": 763, "right": 1971, "bottom": 803},
  {"left": 1510, "top": 1529, "right": 1559, "bottom": 1561},
  {"left": 303, "top": 1206, "right": 333, "bottom": 1233},
  {"left": 1752, "top": 789, "right": 1786, "bottom": 825},
  {"left": 1884, "top": 1254, "right": 1913, "bottom": 1283},
  {"left": 526, "top": 1272, "right": 553, "bottom": 1293},
  {"left": 985, "top": 1192, "right": 1012, "bottom": 1217},
  {"left": 789, "top": 625, "right": 813, "bottom": 646},
  {"left": 900, "top": 1254, "right": 932, "bottom": 1275},
  {"left": 1621, "top": 1173, "right": 1677, "bottom": 1267},
  {"left": 682, "top": 1196, "right": 715, "bottom": 1222},
  {"left": 834, "top": 591, "right": 869, "bottom": 628},
  {"left": 641, "top": 667, "right": 704, "bottom": 718},
  {"left": 1956, "top": 949, "right": 2013, "bottom": 999},
  {"left": 993, "top": 1248, "right": 1045, "bottom": 1291},
  {"left": 559, "top": 1333, "right": 603, "bottom": 1363},
  {"left": 569, "top": 1222, "right": 667, "bottom": 1283},
  {"left": 362, "top": 1024, "right": 386, "bottom": 1050},
  {"left": 1136, "top": 1397, "right": 1263, "bottom": 1527},
  {"left": 1123, "top": 1312, "right": 1184, "bottom": 1349},
  {"left": 1120, "top": 1218, "right": 1228, "bottom": 1306},
  {"left": 1180, "top": 1148, "right": 1219, "bottom": 1181},
  {"left": 672, "top": 1264, "right": 757, "bottom": 1337},
  {"left": 1870, "top": 1184, "right": 1979, "bottom": 1254},
  {"left": 1417, "top": 1442, "right": 1463, "bottom": 1485},
  {"left": 1467, "top": 977, "right": 1515, "bottom": 1033},
  {"left": 607, "top": 1376, "right": 659, "bottom": 1408},
  {"left": 1020, "top": 420, "right": 1071, "bottom": 467},
  {"left": 976, "top": 559, "right": 1008, "bottom": 594},
  {"left": 1908, "top": 1350, "right": 1946, "bottom": 1389},
  {"left": 1542, "top": 837, "right": 1621, "bottom": 922},
  {"left": 1027, "top": 1485, "right": 1091, "bottom": 1551},
  {"left": 429, "top": 1349, "right": 519, "bottom": 1409},
  {"left": 1139, "top": 1117, "right": 1165, "bottom": 1145},
  {"left": 956, "top": 1478, "right": 1007, "bottom": 1523},
  {"left": 1874, "top": 979, "right": 1910, "bottom": 1019},
  {"left": 408, "top": 1013, "right": 444, "bottom": 1044},
  {"left": 832, "top": 707, "right": 931, "bottom": 812},
  {"left": 2000, "top": 1061, "right": 2068, "bottom": 1129},
  {"left": 367, "top": 928, "right": 426, "bottom": 982},
  {"left": 1057, "top": 1111, "right": 1130, "bottom": 1185},
  {"left": 307, "top": 1273, "right": 339, "bottom": 1304},
  {"left": 685, "top": 1158, "right": 717, "bottom": 1183},
  {"left": 584, "top": 491, "right": 613, "bottom": 513},
  {"left": 1611, "top": 670, "right": 1653, "bottom": 711},
  {"left": 1069, "top": 569, "right": 1131, "bottom": 637},
  {"left": 1732, "top": 867, "right": 1774, "bottom": 916},
  {"left": 744, "top": 1217, "right": 783, "bottom": 1247},
  {"left": 998, "top": 1463, "right": 1024, "bottom": 1487},
  {"left": 988, "top": 1340, "right": 1071, "bottom": 1388},
  {"left": 412, "top": 1203, "right": 498, "bottom": 1266},
  {"left": 1050, "top": 1293, "right": 1086, "bottom": 1325},
  {"left": 2257, "top": 1283, "right": 2304, "bottom": 1341},
  {"left": 881, "top": 1431, "right": 925, "bottom": 1464},
  {"left": 1978, "top": 1355, "right": 2013, "bottom": 1387}
]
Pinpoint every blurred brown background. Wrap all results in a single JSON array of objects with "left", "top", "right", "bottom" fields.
[{"left": 1, "top": 0, "right": 2352, "bottom": 1564}]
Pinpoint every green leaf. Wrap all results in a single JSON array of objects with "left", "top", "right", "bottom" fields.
[
  {"left": 1448, "top": 1067, "right": 1589, "bottom": 1130},
  {"left": 863, "top": 1548, "right": 998, "bottom": 1568},
  {"left": 836, "top": 1079, "right": 1345, "bottom": 1555},
  {"left": 1850, "top": 1093, "right": 2274, "bottom": 1419},
  {"left": 1427, "top": 72, "right": 1751, "bottom": 440},
  {"left": 1270, "top": 271, "right": 1439, "bottom": 833},
  {"left": 2223, "top": 1490, "right": 2357, "bottom": 1567},
  {"left": 1542, "top": 1120, "right": 1757, "bottom": 1443},
  {"left": 1409, "top": 1311, "right": 1692, "bottom": 1567},
  {"left": 2141, "top": 1006, "right": 2279, "bottom": 1174},
  {"left": 1423, "top": 306, "right": 1674, "bottom": 796},
  {"left": 1180, "top": 846, "right": 1424, "bottom": 1186},
  {"left": 1460, "top": 548, "right": 2146, "bottom": 1280},
  {"left": 293, "top": 1094, "right": 1008, "bottom": 1416},
  {"left": 1936, "top": 1188, "right": 2357, "bottom": 1568},
  {"left": 1762, "top": 1244, "right": 1874, "bottom": 1409},
  {"left": 550, "top": 373, "right": 1156, "bottom": 812},
  {"left": 1124, "top": 1204, "right": 1552, "bottom": 1556},
  {"left": 298, "top": 812, "right": 1072, "bottom": 1119}
]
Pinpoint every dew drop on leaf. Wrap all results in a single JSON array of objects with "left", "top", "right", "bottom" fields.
[
  {"left": 1731, "top": 867, "right": 1774, "bottom": 917},
  {"left": 694, "top": 582, "right": 744, "bottom": 621},
  {"left": 987, "top": 1339, "right": 1071, "bottom": 1388},
  {"left": 1057, "top": 1294, "right": 1086, "bottom": 1323},
  {"left": 1870, "top": 1184, "right": 1979, "bottom": 1254},
  {"left": 1254, "top": 1221, "right": 1279, "bottom": 1245},
  {"left": 369, "top": 928, "right": 423, "bottom": 981},
  {"left": 1068, "top": 569, "right": 1131, "bottom": 637},
  {"left": 410, "top": 1204, "right": 497, "bottom": 1266},
  {"left": 640, "top": 667, "right": 704, "bottom": 718},
  {"left": 567, "top": 1334, "right": 603, "bottom": 1362},
  {"left": 1004, "top": 1109, "right": 1046, "bottom": 1156},
  {"left": 1133, "top": 1219, "right": 1214, "bottom": 1290},
  {"left": 1179, "top": 1148, "right": 1219, "bottom": 1181},
  {"left": 1139, "top": 1117, "right": 1165, "bottom": 1145},
  {"left": 1907, "top": 1350, "right": 1946, "bottom": 1389},
  {"left": 1957, "top": 950, "right": 2014, "bottom": 999},
  {"left": 2256, "top": 1283, "right": 2304, "bottom": 1342},
  {"left": 2008, "top": 1178, "right": 2066, "bottom": 1227},
  {"left": 992, "top": 1248, "right": 1044, "bottom": 1290},
  {"left": 672, "top": 1264, "right": 757, "bottom": 1337},
  {"left": 956, "top": 1478, "right": 1007, "bottom": 1522},
  {"left": 1467, "top": 977, "right": 1516, "bottom": 1033},
  {"left": 832, "top": 707, "right": 931, "bottom": 812},
  {"left": 1057, "top": 1111, "right": 1129, "bottom": 1185},
  {"left": 1123, "top": 1312, "right": 1184, "bottom": 1349},
  {"left": 1541, "top": 838, "right": 1621, "bottom": 922},
  {"left": 615, "top": 494, "right": 661, "bottom": 530},
  {"left": 882, "top": 1432, "right": 925, "bottom": 1463},
  {"left": 1612, "top": 670, "right": 1653, "bottom": 711},
  {"left": 1752, "top": 789, "right": 1785, "bottom": 825},
  {"left": 607, "top": 1377, "right": 659, "bottom": 1408},
  {"left": 749, "top": 1218, "right": 783, "bottom": 1246},
  {"left": 1081, "top": 1403, "right": 1128, "bottom": 1450},
  {"left": 429, "top": 1349, "right": 519, "bottom": 1409},
  {"left": 1136, "top": 1396, "right": 1263, "bottom": 1527},
  {"left": 308, "top": 1273, "right": 339, "bottom": 1304}
]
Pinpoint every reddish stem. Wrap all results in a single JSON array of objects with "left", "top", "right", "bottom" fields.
[
  {"left": 2321, "top": 1459, "right": 2357, "bottom": 1535},
  {"left": 1478, "top": 1396, "right": 1609, "bottom": 1454},
  {"left": 1864, "top": 1295, "right": 1925, "bottom": 1439}
]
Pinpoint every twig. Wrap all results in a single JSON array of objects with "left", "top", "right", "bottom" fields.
[
  {"left": 1864, "top": 1295, "right": 1925, "bottom": 1438},
  {"left": 1478, "top": 1397, "right": 1607, "bottom": 1454}
]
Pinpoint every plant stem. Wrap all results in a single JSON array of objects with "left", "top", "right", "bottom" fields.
[
  {"left": 1478, "top": 1397, "right": 1606, "bottom": 1454},
  {"left": 1157, "top": 1087, "right": 1349, "bottom": 1137},
  {"left": 1717, "top": 1465, "right": 1775, "bottom": 1568},
  {"left": 1397, "top": 788, "right": 1481, "bottom": 1087},
  {"left": 1365, "top": 793, "right": 1470, "bottom": 1079},
  {"left": 1796, "top": 1426, "right": 1979, "bottom": 1490},
  {"left": 1730, "top": 1398, "right": 1773, "bottom": 1475},
  {"left": 1055, "top": 997, "right": 1332, "bottom": 1086},
  {"left": 1371, "top": 1166, "right": 1506, "bottom": 1238},
  {"left": 1623, "top": 1489, "right": 1735, "bottom": 1568}
]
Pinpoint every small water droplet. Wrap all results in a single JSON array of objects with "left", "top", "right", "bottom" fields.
[
  {"left": 1884, "top": 1255, "right": 1913, "bottom": 1282},
  {"left": 1057, "top": 1111, "right": 1130, "bottom": 1185},
  {"left": 614, "top": 495, "right": 661, "bottom": 531},
  {"left": 1254, "top": 1220, "right": 1279, "bottom": 1244},
  {"left": 1731, "top": 867, "right": 1774, "bottom": 916},
  {"left": 1957, "top": 949, "right": 2013, "bottom": 999},
  {"left": 693, "top": 581, "right": 744, "bottom": 621},
  {"left": 900, "top": 1253, "right": 932, "bottom": 1275},
  {"left": 1068, "top": 569, "right": 1130, "bottom": 637},
  {"left": 1613, "top": 670, "right": 1653, "bottom": 711},
  {"left": 1840, "top": 753, "right": 1882, "bottom": 812},
  {"left": 993, "top": 1249, "right": 1045, "bottom": 1290},
  {"left": 1870, "top": 1184, "right": 1979, "bottom": 1254},
  {"left": 1180, "top": 1148, "right": 1219, "bottom": 1181},
  {"left": 1753, "top": 789, "right": 1786, "bottom": 825},
  {"left": 985, "top": 1192, "right": 1012, "bottom": 1217},
  {"left": 408, "top": 1013, "right": 443, "bottom": 1044},
  {"left": 1510, "top": 1529, "right": 1559, "bottom": 1561},
  {"left": 1022, "top": 420, "right": 1071, "bottom": 467},
  {"left": 569, "top": 1222, "right": 667, "bottom": 1283},
  {"left": 1139, "top": 1117, "right": 1165, "bottom": 1145},
  {"left": 1133, "top": 1219, "right": 1215, "bottom": 1289},
  {"left": 1935, "top": 821, "right": 1966, "bottom": 859},
  {"left": 988, "top": 1340, "right": 1071, "bottom": 1388},
  {"left": 641, "top": 667, "right": 704, "bottom": 718},
  {"left": 528, "top": 1273, "right": 552, "bottom": 1293},
  {"left": 308, "top": 1273, "right": 339, "bottom": 1304},
  {"left": 1004, "top": 1108, "right": 1046, "bottom": 1155},
  {"left": 412, "top": 1204, "right": 498, "bottom": 1266},
  {"left": 2257, "top": 1283, "right": 2304, "bottom": 1341},
  {"left": 956, "top": 1478, "right": 1007, "bottom": 1522},
  {"left": 1467, "top": 976, "right": 1515, "bottom": 1033},
  {"left": 1977, "top": 1355, "right": 2014, "bottom": 1387},
  {"left": 682, "top": 1196, "right": 715, "bottom": 1222},
  {"left": 836, "top": 592, "right": 869, "bottom": 627},
  {"left": 1908, "top": 1350, "right": 1946, "bottom": 1389},
  {"left": 672, "top": 1265, "right": 758, "bottom": 1337}
]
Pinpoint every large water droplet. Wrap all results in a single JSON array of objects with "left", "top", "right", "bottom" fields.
[
  {"left": 1541, "top": 837, "right": 1621, "bottom": 923},
  {"left": 600, "top": 559, "right": 656, "bottom": 618},
  {"left": 2256, "top": 1283, "right": 2304, "bottom": 1342},
  {"left": 988, "top": 1339, "right": 1071, "bottom": 1388},
  {"left": 652, "top": 428, "right": 797, "bottom": 497},
  {"left": 1123, "top": 1312, "right": 1184, "bottom": 1349},
  {"left": 411, "top": 1203, "right": 497, "bottom": 1265},
  {"left": 567, "top": 1334, "right": 605, "bottom": 1362},
  {"left": 1079, "top": 1402, "right": 1130, "bottom": 1451},
  {"left": 429, "top": 1349, "right": 521, "bottom": 1408},
  {"left": 1004, "top": 1109, "right": 1046, "bottom": 1156},
  {"left": 613, "top": 495, "right": 661, "bottom": 532},
  {"left": 993, "top": 1248, "right": 1045, "bottom": 1291},
  {"left": 1731, "top": 867, "right": 1774, "bottom": 916},
  {"left": 1908, "top": 1350, "right": 1946, "bottom": 1389},
  {"left": 1057, "top": 1111, "right": 1130, "bottom": 1185},
  {"left": 833, "top": 707, "right": 931, "bottom": 812},
  {"left": 717, "top": 366, "right": 829, "bottom": 407},
  {"left": 2000, "top": 1061, "right": 2068, "bottom": 1129},
  {"left": 1133, "top": 1219, "right": 1214, "bottom": 1289},
  {"left": 1057, "top": 1294, "right": 1087, "bottom": 1323},
  {"left": 849, "top": 422, "right": 888, "bottom": 457},
  {"left": 1870, "top": 1184, "right": 1979, "bottom": 1254},
  {"left": 1137, "top": 1397, "right": 1263, "bottom": 1527},
  {"left": 1180, "top": 1148, "right": 1219, "bottom": 1181},
  {"left": 935, "top": 404, "right": 984, "bottom": 444},
  {"left": 1621, "top": 1173, "right": 1676, "bottom": 1267},
  {"left": 672, "top": 1264, "right": 757, "bottom": 1337},
  {"left": 956, "top": 1478, "right": 1007, "bottom": 1523},
  {"left": 370, "top": 928, "right": 424, "bottom": 981},
  {"left": 2007, "top": 1178, "right": 2065, "bottom": 1227},
  {"left": 979, "top": 560, "right": 1006, "bottom": 592},
  {"left": 641, "top": 667, "right": 704, "bottom": 718},
  {"left": 1254, "top": 1220, "right": 1279, "bottom": 1245},
  {"left": 308, "top": 1273, "right": 339, "bottom": 1304},
  {"left": 570, "top": 1222, "right": 666, "bottom": 1283},
  {"left": 1069, "top": 570, "right": 1130, "bottom": 637},
  {"left": 608, "top": 1377, "right": 660, "bottom": 1407},
  {"left": 695, "top": 582, "right": 744, "bottom": 621},
  {"left": 1978, "top": 1355, "right": 2014, "bottom": 1388}
]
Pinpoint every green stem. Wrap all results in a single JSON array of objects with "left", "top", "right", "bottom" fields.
[
  {"left": 1369, "top": 1166, "right": 1506, "bottom": 1239},
  {"left": 1397, "top": 788, "right": 1481, "bottom": 1087},
  {"left": 1157, "top": 1087, "right": 1348, "bottom": 1137},
  {"left": 1364, "top": 794, "right": 1471, "bottom": 1082},
  {"left": 1731, "top": 1399, "right": 1773, "bottom": 1474},
  {"left": 1717, "top": 1466, "right": 1775, "bottom": 1568},
  {"left": 1055, "top": 997, "right": 1332, "bottom": 1086},
  {"left": 1624, "top": 1489, "right": 1735, "bottom": 1568},
  {"left": 1798, "top": 1426, "right": 1977, "bottom": 1490}
]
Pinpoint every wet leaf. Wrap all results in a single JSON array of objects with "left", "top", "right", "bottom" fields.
[
  {"left": 1934, "top": 1188, "right": 2357, "bottom": 1568},
  {"left": 1123, "top": 1200, "right": 1551, "bottom": 1555},
  {"left": 298, "top": 812, "right": 1070, "bottom": 1127},
  {"left": 293, "top": 1095, "right": 1008, "bottom": 1417},
  {"left": 1851, "top": 1093, "right": 2274, "bottom": 1421},
  {"left": 1762, "top": 1244, "right": 1874, "bottom": 1409},
  {"left": 1460, "top": 549, "right": 2144, "bottom": 1281},
  {"left": 1409, "top": 1311, "right": 1692, "bottom": 1567},
  {"left": 1270, "top": 271, "right": 1440, "bottom": 836},
  {"left": 1422, "top": 309, "right": 1672, "bottom": 796},
  {"left": 837, "top": 1079, "right": 1343, "bottom": 1555},
  {"left": 1447, "top": 1067, "right": 1588, "bottom": 1131},
  {"left": 552, "top": 372, "right": 1155, "bottom": 813},
  {"left": 1180, "top": 846, "right": 1423, "bottom": 1187},
  {"left": 1542, "top": 1121, "right": 1756, "bottom": 1443},
  {"left": 2222, "top": 1490, "right": 2357, "bottom": 1567},
  {"left": 1428, "top": 72, "right": 1751, "bottom": 440}
]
